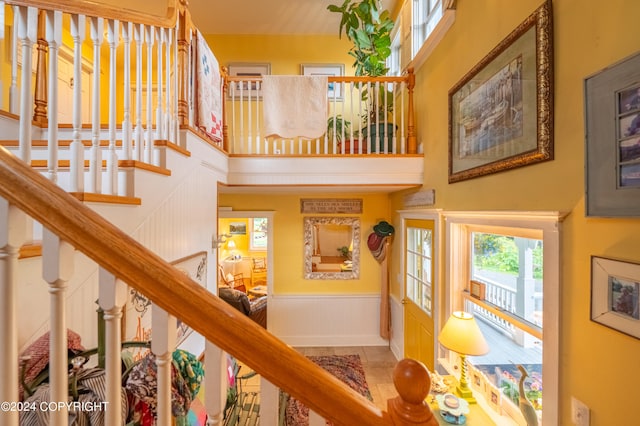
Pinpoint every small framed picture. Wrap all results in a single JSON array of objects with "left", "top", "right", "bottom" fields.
[
  {"left": 486, "top": 382, "right": 502, "bottom": 413},
  {"left": 470, "top": 280, "right": 486, "bottom": 300},
  {"left": 591, "top": 256, "right": 640, "bottom": 338},
  {"left": 227, "top": 62, "right": 271, "bottom": 99},
  {"left": 229, "top": 221, "right": 247, "bottom": 235},
  {"left": 301, "top": 63, "right": 345, "bottom": 100}
]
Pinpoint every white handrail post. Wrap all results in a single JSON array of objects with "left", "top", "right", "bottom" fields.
[
  {"left": 98, "top": 268, "right": 127, "bottom": 426},
  {"left": 9, "top": 5, "right": 19, "bottom": 114},
  {"left": 17, "top": 6, "right": 37, "bottom": 163},
  {"left": 88, "top": 17, "right": 103, "bottom": 194},
  {"left": 0, "top": 200, "right": 27, "bottom": 425},
  {"left": 164, "top": 28, "right": 172, "bottom": 142},
  {"left": 145, "top": 25, "right": 155, "bottom": 164},
  {"left": 106, "top": 19, "right": 119, "bottom": 195},
  {"left": 0, "top": 3, "right": 4, "bottom": 110},
  {"left": 133, "top": 24, "right": 144, "bottom": 162},
  {"left": 121, "top": 22, "right": 132, "bottom": 160},
  {"left": 151, "top": 305, "right": 177, "bottom": 426},
  {"left": 69, "top": 14, "right": 86, "bottom": 192},
  {"left": 42, "top": 229, "right": 74, "bottom": 426},
  {"left": 155, "top": 27, "right": 164, "bottom": 141},
  {"left": 204, "top": 341, "right": 225, "bottom": 426},
  {"left": 45, "top": 10, "right": 62, "bottom": 184}
]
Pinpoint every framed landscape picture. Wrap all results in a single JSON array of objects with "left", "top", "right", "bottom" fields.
[{"left": 448, "top": 0, "right": 553, "bottom": 183}]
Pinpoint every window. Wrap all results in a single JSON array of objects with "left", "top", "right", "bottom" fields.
[
  {"left": 390, "top": 0, "right": 455, "bottom": 74},
  {"left": 406, "top": 226, "right": 434, "bottom": 314},
  {"left": 444, "top": 212, "right": 562, "bottom": 425},
  {"left": 249, "top": 217, "right": 268, "bottom": 251}
]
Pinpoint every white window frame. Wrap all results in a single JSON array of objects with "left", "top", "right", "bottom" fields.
[{"left": 442, "top": 211, "right": 565, "bottom": 426}]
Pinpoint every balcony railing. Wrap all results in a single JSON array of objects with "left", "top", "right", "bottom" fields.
[{"left": 224, "top": 73, "right": 417, "bottom": 155}]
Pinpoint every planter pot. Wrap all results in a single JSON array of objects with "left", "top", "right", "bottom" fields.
[{"left": 361, "top": 123, "right": 396, "bottom": 152}]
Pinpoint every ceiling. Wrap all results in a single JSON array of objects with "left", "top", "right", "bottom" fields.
[{"left": 188, "top": 0, "right": 398, "bottom": 35}]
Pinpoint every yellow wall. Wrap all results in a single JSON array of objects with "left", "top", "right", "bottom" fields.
[
  {"left": 205, "top": 34, "right": 355, "bottom": 76},
  {"left": 219, "top": 192, "right": 391, "bottom": 295},
  {"left": 388, "top": 1, "right": 640, "bottom": 425}
]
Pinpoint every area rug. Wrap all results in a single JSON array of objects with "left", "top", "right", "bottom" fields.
[{"left": 283, "top": 354, "right": 373, "bottom": 426}]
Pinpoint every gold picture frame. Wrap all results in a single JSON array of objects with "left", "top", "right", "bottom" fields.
[{"left": 448, "top": 0, "right": 553, "bottom": 183}]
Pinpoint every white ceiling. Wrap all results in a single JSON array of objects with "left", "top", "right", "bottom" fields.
[{"left": 188, "top": 0, "right": 398, "bottom": 35}]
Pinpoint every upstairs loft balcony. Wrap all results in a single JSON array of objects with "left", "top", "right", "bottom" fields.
[{"left": 0, "top": 2, "right": 423, "bottom": 195}]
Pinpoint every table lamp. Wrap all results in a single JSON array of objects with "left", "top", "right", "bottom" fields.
[{"left": 438, "top": 311, "right": 489, "bottom": 404}]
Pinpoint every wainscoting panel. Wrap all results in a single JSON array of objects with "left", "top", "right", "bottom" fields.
[
  {"left": 389, "top": 294, "right": 404, "bottom": 360},
  {"left": 269, "top": 294, "right": 389, "bottom": 347}
]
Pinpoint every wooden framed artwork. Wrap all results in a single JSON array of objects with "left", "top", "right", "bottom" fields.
[
  {"left": 470, "top": 280, "right": 486, "bottom": 300},
  {"left": 448, "top": 0, "right": 553, "bottom": 183},
  {"left": 585, "top": 51, "right": 640, "bottom": 216},
  {"left": 227, "top": 62, "right": 271, "bottom": 99},
  {"left": 301, "top": 63, "right": 345, "bottom": 100},
  {"left": 591, "top": 256, "right": 640, "bottom": 339}
]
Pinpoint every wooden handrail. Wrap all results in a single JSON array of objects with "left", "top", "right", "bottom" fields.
[
  {"left": 5, "top": 0, "right": 179, "bottom": 29},
  {"left": 0, "top": 147, "right": 411, "bottom": 424}
]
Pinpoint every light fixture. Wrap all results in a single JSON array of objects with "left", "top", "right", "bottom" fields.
[
  {"left": 212, "top": 233, "right": 231, "bottom": 248},
  {"left": 226, "top": 240, "right": 236, "bottom": 250},
  {"left": 438, "top": 311, "right": 489, "bottom": 403}
]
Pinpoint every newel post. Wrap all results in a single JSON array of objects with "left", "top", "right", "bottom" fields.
[
  {"left": 176, "top": 0, "right": 190, "bottom": 128},
  {"left": 387, "top": 358, "right": 438, "bottom": 425},
  {"left": 33, "top": 10, "right": 48, "bottom": 127},
  {"left": 406, "top": 67, "right": 417, "bottom": 154}
]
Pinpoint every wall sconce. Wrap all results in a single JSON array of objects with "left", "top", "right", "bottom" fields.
[
  {"left": 438, "top": 311, "right": 489, "bottom": 404},
  {"left": 212, "top": 233, "right": 231, "bottom": 248}
]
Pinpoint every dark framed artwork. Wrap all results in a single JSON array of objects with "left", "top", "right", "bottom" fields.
[
  {"left": 448, "top": 0, "right": 553, "bottom": 183},
  {"left": 585, "top": 51, "right": 640, "bottom": 216},
  {"left": 591, "top": 256, "right": 640, "bottom": 339}
]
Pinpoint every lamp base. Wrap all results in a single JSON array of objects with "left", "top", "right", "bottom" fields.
[{"left": 454, "top": 385, "right": 477, "bottom": 404}]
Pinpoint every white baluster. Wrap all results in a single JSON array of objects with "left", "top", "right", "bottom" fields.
[
  {"left": 121, "top": 22, "right": 132, "bottom": 161},
  {"left": 134, "top": 24, "right": 144, "bottom": 162},
  {"left": 255, "top": 81, "right": 261, "bottom": 153},
  {"left": 45, "top": 10, "right": 62, "bottom": 184},
  {"left": 145, "top": 25, "right": 155, "bottom": 163},
  {"left": 98, "top": 268, "right": 127, "bottom": 426},
  {"left": 9, "top": 5, "right": 19, "bottom": 114},
  {"left": 164, "top": 28, "right": 172, "bottom": 142},
  {"left": 69, "top": 14, "right": 86, "bottom": 192},
  {"left": 106, "top": 19, "right": 119, "bottom": 195},
  {"left": 17, "top": 6, "right": 37, "bottom": 163},
  {"left": 151, "top": 305, "right": 176, "bottom": 426},
  {"left": 204, "top": 342, "right": 225, "bottom": 426},
  {"left": 0, "top": 3, "right": 4, "bottom": 109},
  {"left": 172, "top": 26, "right": 179, "bottom": 143},
  {"left": 0, "top": 200, "right": 27, "bottom": 424},
  {"left": 155, "top": 27, "right": 164, "bottom": 142},
  {"left": 88, "top": 17, "right": 103, "bottom": 193},
  {"left": 247, "top": 81, "right": 253, "bottom": 153},
  {"left": 42, "top": 229, "right": 74, "bottom": 426},
  {"left": 259, "top": 379, "right": 279, "bottom": 426}
]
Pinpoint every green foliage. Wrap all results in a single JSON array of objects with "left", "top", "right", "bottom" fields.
[
  {"left": 327, "top": 115, "right": 352, "bottom": 142},
  {"left": 327, "top": 0, "right": 393, "bottom": 77},
  {"left": 337, "top": 246, "right": 350, "bottom": 258},
  {"left": 473, "top": 234, "right": 543, "bottom": 279}
]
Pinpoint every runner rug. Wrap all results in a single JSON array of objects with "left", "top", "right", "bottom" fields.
[{"left": 283, "top": 354, "right": 373, "bottom": 426}]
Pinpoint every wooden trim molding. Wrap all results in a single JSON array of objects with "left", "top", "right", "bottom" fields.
[{"left": 5, "top": 0, "right": 179, "bottom": 29}]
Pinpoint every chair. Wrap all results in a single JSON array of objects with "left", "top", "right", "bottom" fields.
[
  {"left": 250, "top": 257, "right": 267, "bottom": 286},
  {"left": 231, "top": 273, "right": 247, "bottom": 293}
]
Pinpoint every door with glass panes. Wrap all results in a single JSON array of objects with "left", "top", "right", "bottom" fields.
[{"left": 404, "top": 219, "right": 435, "bottom": 370}]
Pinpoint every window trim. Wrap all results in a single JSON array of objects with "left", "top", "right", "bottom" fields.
[
  {"left": 409, "top": 8, "right": 455, "bottom": 72},
  {"left": 443, "top": 211, "right": 565, "bottom": 426}
]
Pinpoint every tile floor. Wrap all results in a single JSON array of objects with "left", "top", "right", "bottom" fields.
[{"left": 237, "top": 346, "right": 398, "bottom": 413}]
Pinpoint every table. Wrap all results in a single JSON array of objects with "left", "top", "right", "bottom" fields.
[{"left": 248, "top": 285, "right": 267, "bottom": 297}]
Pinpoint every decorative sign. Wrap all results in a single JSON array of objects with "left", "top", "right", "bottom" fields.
[
  {"left": 403, "top": 189, "right": 435, "bottom": 207},
  {"left": 300, "top": 198, "right": 362, "bottom": 214}
]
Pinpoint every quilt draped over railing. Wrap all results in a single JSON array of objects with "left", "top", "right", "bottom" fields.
[{"left": 195, "top": 31, "right": 223, "bottom": 142}]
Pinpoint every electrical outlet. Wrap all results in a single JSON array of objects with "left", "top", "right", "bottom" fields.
[{"left": 571, "top": 397, "right": 590, "bottom": 426}]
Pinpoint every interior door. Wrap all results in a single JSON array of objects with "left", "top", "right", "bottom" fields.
[{"left": 404, "top": 219, "right": 436, "bottom": 370}]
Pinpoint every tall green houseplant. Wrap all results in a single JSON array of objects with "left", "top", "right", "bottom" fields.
[{"left": 328, "top": 0, "right": 395, "bottom": 151}]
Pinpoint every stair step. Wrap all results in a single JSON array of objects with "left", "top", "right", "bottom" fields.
[
  {"left": 69, "top": 192, "right": 142, "bottom": 205},
  {"left": 29, "top": 159, "right": 171, "bottom": 176},
  {"left": 19, "top": 241, "right": 42, "bottom": 260},
  {"left": 1, "top": 139, "right": 190, "bottom": 156}
]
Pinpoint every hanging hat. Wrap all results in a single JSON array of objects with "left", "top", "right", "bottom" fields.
[
  {"left": 367, "top": 232, "right": 384, "bottom": 252},
  {"left": 373, "top": 221, "right": 395, "bottom": 237}
]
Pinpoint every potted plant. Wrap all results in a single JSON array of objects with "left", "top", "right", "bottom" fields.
[
  {"left": 327, "top": 115, "right": 351, "bottom": 143},
  {"left": 327, "top": 0, "right": 396, "bottom": 152}
]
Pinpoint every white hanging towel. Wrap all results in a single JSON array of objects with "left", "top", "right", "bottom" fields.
[{"left": 262, "top": 75, "right": 328, "bottom": 139}]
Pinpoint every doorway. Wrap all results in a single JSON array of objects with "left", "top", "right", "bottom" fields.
[{"left": 217, "top": 211, "right": 274, "bottom": 304}]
